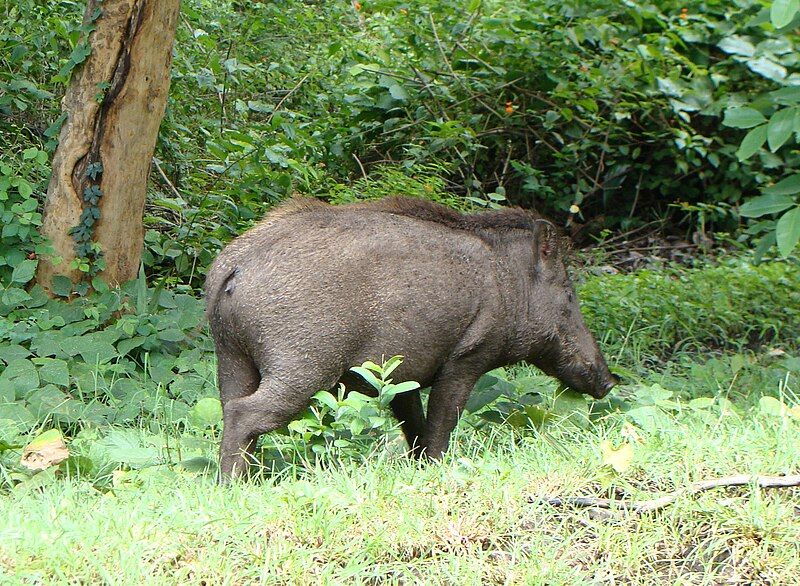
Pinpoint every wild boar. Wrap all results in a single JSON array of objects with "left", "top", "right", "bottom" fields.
[{"left": 205, "top": 196, "right": 616, "bottom": 478}]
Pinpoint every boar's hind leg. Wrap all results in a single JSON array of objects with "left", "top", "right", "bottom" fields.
[
  {"left": 219, "top": 374, "right": 320, "bottom": 480},
  {"left": 390, "top": 391, "right": 426, "bottom": 457},
  {"left": 216, "top": 347, "right": 261, "bottom": 481},
  {"left": 420, "top": 363, "right": 483, "bottom": 460}
]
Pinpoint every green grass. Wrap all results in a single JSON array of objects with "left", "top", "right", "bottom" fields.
[
  {"left": 2, "top": 354, "right": 800, "bottom": 584},
  {"left": 2, "top": 259, "right": 800, "bottom": 583}
]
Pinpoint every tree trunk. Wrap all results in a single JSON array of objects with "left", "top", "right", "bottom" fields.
[{"left": 37, "top": 0, "right": 180, "bottom": 293}]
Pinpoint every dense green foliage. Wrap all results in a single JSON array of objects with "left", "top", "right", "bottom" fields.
[
  {"left": 1, "top": 0, "right": 798, "bottom": 481},
  {"left": 2, "top": 3, "right": 800, "bottom": 578},
  {"left": 2, "top": 0, "right": 800, "bottom": 292}
]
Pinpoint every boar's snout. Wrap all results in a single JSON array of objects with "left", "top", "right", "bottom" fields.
[{"left": 557, "top": 361, "right": 617, "bottom": 400}]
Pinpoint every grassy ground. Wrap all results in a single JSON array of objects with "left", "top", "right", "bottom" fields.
[
  {"left": 2, "top": 358, "right": 800, "bottom": 584},
  {"left": 2, "top": 259, "right": 800, "bottom": 584}
]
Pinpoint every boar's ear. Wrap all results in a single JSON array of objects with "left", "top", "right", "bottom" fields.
[{"left": 535, "top": 220, "right": 559, "bottom": 263}]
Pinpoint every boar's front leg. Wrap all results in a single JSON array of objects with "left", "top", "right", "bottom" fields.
[
  {"left": 390, "top": 390, "right": 426, "bottom": 457},
  {"left": 420, "top": 361, "right": 483, "bottom": 459}
]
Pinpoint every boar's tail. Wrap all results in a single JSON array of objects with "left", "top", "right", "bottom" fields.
[{"left": 204, "top": 264, "right": 239, "bottom": 325}]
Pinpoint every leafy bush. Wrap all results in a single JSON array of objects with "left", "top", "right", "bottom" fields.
[
  {"left": 283, "top": 356, "right": 419, "bottom": 461},
  {"left": 579, "top": 258, "right": 800, "bottom": 360},
  {"left": 721, "top": 1, "right": 800, "bottom": 258},
  {"left": 5, "top": 0, "right": 799, "bottom": 288}
]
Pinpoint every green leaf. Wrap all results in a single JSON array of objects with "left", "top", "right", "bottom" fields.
[
  {"left": 2, "top": 287, "right": 32, "bottom": 308},
  {"left": 95, "top": 430, "right": 160, "bottom": 468},
  {"left": 117, "top": 336, "right": 146, "bottom": 356},
  {"left": 767, "top": 108, "right": 795, "bottom": 152},
  {"left": 189, "top": 397, "right": 223, "bottom": 428},
  {"left": 156, "top": 329, "right": 185, "bottom": 342},
  {"left": 60, "top": 334, "right": 118, "bottom": 364},
  {"left": 771, "top": 0, "right": 800, "bottom": 28},
  {"left": 717, "top": 35, "right": 755, "bottom": 57},
  {"left": 722, "top": 107, "right": 766, "bottom": 129},
  {"left": 0, "top": 358, "right": 40, "bottom": 401},
  {"left": 381, "top": 355, "right": 404, "bottom": 378},
  {"left": 759, "top": 396, "right": 787, "bottom": 416},
  {"left": 388, "top": 83, "right": 409, "bottom": 101},
  {"left": 177, "top": 457, "right": 216, "bottom": 474},
  {"left": 16, "top": 178, "right": 33, "bottom": 198},
  {"left": 763, "top": 174, "right": 800, "bottom": 197},
  {"left": 551, "top": 389, "right": 589, "bottom": 418},
  {"left": 11, "top": 259, "right": 37, "bottom": 284},
  {"left": 740, "top": 194, "right": 795, "bottom": 217},
  {"left": 736, "top": 125, "right": 767, "bottom": 161},
  {"left": 35, "top": 358, "right": 70, "bottom": 387},
  {"left": 22, "top": 147, "right": 40, "bottom": 161},
  {"left": 312, "top": 390, "right": 340, "bottom": 411},
  {"left": 0, "top": 403, "right": 35, "bottom": 428},
  {"left": 0, "top": 344, "right": 32, "bottom": 364},
  {"left": 747, "top": 57, "right": 787, "bottom": 83},
  {"left": 633, "top": 383, "right": 673, "bottom": 405},
  {"left": 51, "top": 275, "right": 74, "bottom": 297},
  {"left": 389, "top": 380, "right": 421, "bottom": 395},
  {"left": 626, "top": 405, "right": 672, "bottom": 432},
  {"left": 466, "top": 374, "right": 516, "bottom": 413},
  {"left": 717, "top": 35, "right": 756, "bottom": 57},
  {"left": 350, "top": 366, "right": 382, "bottom": 392},
  {"left": 600, "top": 440, "right": 634, "bottom": 473},
  {"left": 688, "top": 397, "right": 715, "bottom": 410},
  {"left": 776, "top": 207, "right": 800, "bottom": 258}
]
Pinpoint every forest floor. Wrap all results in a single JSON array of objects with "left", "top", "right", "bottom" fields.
[
  {"left": 2, "top": 389, "right": 799, "bottom": 584},
  {"left": 2, "top": 257, "right": 800, "bottom": 585}
]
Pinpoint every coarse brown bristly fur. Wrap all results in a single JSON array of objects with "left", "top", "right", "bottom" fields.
[{"left": 265, "top": 195, "right": 569, "bottom": 246}]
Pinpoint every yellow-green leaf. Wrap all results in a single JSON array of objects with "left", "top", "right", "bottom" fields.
[
  {"left": 20, "top": 429, "right": 69, "bottom": 471},
  {"left": 600, "top": 440, "right": 634, "bottom": 473}
]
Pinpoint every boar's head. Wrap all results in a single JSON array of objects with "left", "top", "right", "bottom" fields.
[{"left": 523, "top": 221, "right": 617, "bottom": 399}]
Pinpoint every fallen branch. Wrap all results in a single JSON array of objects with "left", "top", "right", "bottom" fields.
[{"left": 539, "top": 474, "right": 800, "bottom": 515}]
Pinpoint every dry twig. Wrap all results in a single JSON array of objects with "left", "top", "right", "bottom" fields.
[{"left": 538, "top": 474, "right": 800, "bottom": 515}]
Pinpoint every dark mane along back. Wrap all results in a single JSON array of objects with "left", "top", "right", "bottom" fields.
[
  {"left": 361, "top": 196, "right": 547, "bottom": 235},
  {"left": 264, "top": 195, "right": 556, "bottom": 242}
]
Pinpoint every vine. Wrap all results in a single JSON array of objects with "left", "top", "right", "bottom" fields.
[{"left": 66, "top": 159, "right": 105, "bottom": 294}]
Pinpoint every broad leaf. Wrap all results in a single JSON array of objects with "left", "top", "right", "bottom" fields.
[
  {"left": 740, "top": 194, "right": 795, "bottom": 217},
  {"left": 759, "top": 396, "right": 787, "bottom": 416},
  {"left": 0, "top": 358, "right": 40, "bottom": 400},
  {"left": 350, "top": 366, "right": 382, "bottom": 392},
  {"left": 747, "top": 57, "right": 787, "bottom": 83},
  {"left": 722, "top": 107, "right": 765, "bottom": 129},
  {"left": 736, "top": 124, "right": 767, "bottom": 161},
  {"left": 768, "top": 107, "right": 795, "bottom": 152},
  {"left": 626, "top": 405, "right": 672, "bottom": 432},
  {"left": 466, "top": 374, "right": 513, "bottom": 413},
  {"left": 0, "top": 344, "right": 31, "bottom": 364},
  {"left": 95, "top": 430, "right": 161, "bottom": 468},
  {"left": 35, "top": 358, "right": 70, "bottom": 387},
  {"left": 717, "top": 35, "right": 755, "bottom": 57},
  {"left": 600, "top": 440, "right": 634, "bottom": 473},
  {"left": 11, "top": 259, "right": 37, "bottom": 284},
  {"left": 189, "top": 397, "right": 223, "bottom": 428},
  {"left": 776, "top": 207, "right": 800, "bottom": 258},
  {"left": 771, "top": 0, "right": 800, "bottom": 28},
  {"left": 763, "top": 174, "right": 800, "bottom": 197}
]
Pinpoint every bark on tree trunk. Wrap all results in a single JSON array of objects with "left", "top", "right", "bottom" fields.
[{"left": 37, "top": 0, "right": 180, "bottom": 293}]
